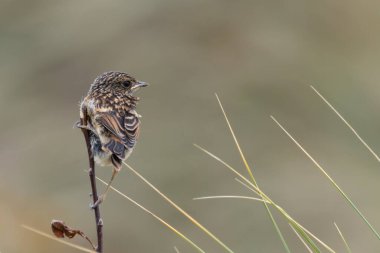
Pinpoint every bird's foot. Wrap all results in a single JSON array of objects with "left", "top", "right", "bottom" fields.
[{"left": 74, "top": 121, "right": 94, "bottom": 131}]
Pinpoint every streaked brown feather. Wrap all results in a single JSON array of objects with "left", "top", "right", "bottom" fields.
[{"left": 96, "top": 112, "right": 139, "bottom": 151}]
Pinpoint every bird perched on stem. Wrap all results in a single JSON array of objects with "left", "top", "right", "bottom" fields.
[{"left": 78, "top": 71, "right": 148, "bottom": 208}]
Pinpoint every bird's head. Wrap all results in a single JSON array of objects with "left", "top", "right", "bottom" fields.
[{"left": 92, "top": 71, "right": 148, "bottom": 96}]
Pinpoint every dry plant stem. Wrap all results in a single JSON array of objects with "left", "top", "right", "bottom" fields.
[{"left": 80, "top": 112, "right": 103, "bottom": 253}]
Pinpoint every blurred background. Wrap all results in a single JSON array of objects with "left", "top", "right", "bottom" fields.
[{"left": 1, "top": 0, "right": 380, "bottom": 252}]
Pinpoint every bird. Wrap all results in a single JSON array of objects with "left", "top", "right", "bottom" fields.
[{"left": 77, "top": 71, "right": 148, "bottom": 208}]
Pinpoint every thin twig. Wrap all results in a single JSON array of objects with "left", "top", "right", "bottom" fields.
[{"left": 80, "top": 112, "right": 103, "bottom": 252}]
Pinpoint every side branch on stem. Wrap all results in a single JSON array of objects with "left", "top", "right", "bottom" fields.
[{"left": 80, "top": 109, "right": 103, "bottom": 253}]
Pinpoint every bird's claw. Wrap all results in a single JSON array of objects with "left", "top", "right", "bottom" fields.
[
  {"left": 73, "top": 121, "right": 82, "bottom": 129},
  {"left": 76, "top": 124, "right": 89, "bottom": 130},
  {"left": 75, "top": 121, "right": 94, "bottom": 131}
]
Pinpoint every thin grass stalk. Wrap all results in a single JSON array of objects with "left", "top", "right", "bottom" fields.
[
  {"left": 271, "top": 115, "right": 380, "bottom": 240},
  {"left": 290, "top": 224, "right": 313, "bottom": 253},
  {"left": 96, "top": 177, "right": 206, "bottom": 253},
  {"left": 234, "top": 178, "right": 260, "bottom": 195},
  {"left": 194, "top": 195, "right": 269, "bottom": 202},
  {"left": 194, "top": 144, "right": 336, "bottom": 253},
  {"left": 334, "top": 223, "right": 352, "bottom": 253},
  {"left": 215, "top": 94, "right": 291, "bottom": 253},
  {"left": 289, "top": 222, "right": 321, "bottom": 253},
  {"left": 310, "top": 85, "right": 380, "bottom": 163},
  {"left": 122, "top": 162, "right": 234, "bottom": 253}
]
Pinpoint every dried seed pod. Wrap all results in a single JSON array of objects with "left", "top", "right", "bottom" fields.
[{"left": 51, "top": 219, "right": 96, "bottom": 250}]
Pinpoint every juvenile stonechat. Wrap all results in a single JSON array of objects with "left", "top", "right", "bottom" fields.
[{"left": 78, "top": 71, "right": 148, "bottom": 207}]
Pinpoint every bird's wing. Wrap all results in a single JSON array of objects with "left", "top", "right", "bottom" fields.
[{"left": 96, "top": 112, "right": 140, "bottom": 158}]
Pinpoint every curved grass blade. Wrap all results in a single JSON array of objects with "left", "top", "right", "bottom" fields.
[
  {"left": 290, "top": 223, "right": 320, "bottom": 253},
  {"left": 96, "top": 177, "right": 206, "bottom": 253},
  {"left": 271, "top": 115, "right": 380, "bottom": 240},
  {"left": 194, "top": 195, "right": 269, "bottom": 202},
  {"left": 122, "top": 162, "right": 234, "bottom": 253},
  {"left": 215, "top": 94, "right": 291, "bottom": 253},
  {"left": 194, "top": 144, "right": 336, "bottom": 253}
]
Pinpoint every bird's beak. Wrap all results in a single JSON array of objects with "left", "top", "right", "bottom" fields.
[
  {"left": 132, "top": 81, "right": 149, "bottom": 90},
  {"left": 137, "top": 81, "right": 149, "bottom": 87},
  {"left": 130, "top": 81, "right": 149, "bottom": 93}
]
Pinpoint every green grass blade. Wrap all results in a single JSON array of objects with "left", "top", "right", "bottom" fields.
[
  {"left": 290, "top": 224, "right": 313, "bottom": 253},
  {"left": 310, "top": 85, "right": 380, "bottom": 163},
  {"left": 290, "top": 223, "right": 321, "bottom": 253},
  {"left": 334, "top": 222, "right": 352, "bottom": 253},
  {"left": 265, "top": 204, "right": 292, "bottom": 253},
  {"left": 122, "top": 162, "right": 234, "bottom": 253},
  {"left": 194, "top": 144, "right": 336, "bottom": 253},
  {"left": 215, "top": 94, "right": 292, "bottom": 253},
  {"left": 271, "top": 115, "right": 380, "bottom": 240}
]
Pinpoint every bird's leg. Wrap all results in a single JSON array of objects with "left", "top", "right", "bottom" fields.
[{"left": 91, "top": 168, "right": 119, "bottom": 209}]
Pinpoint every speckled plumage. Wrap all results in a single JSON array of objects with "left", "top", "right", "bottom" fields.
[
  {"left": 80, "top": 71, "right": 147, "bottom": 170},
  {"left": 78, "top": 71, "right": 148, "bottom": 207}
]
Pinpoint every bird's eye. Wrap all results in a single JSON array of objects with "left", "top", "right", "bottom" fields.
[{"left": 122, "top": 81, "right": 132, "bottom": 88}]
